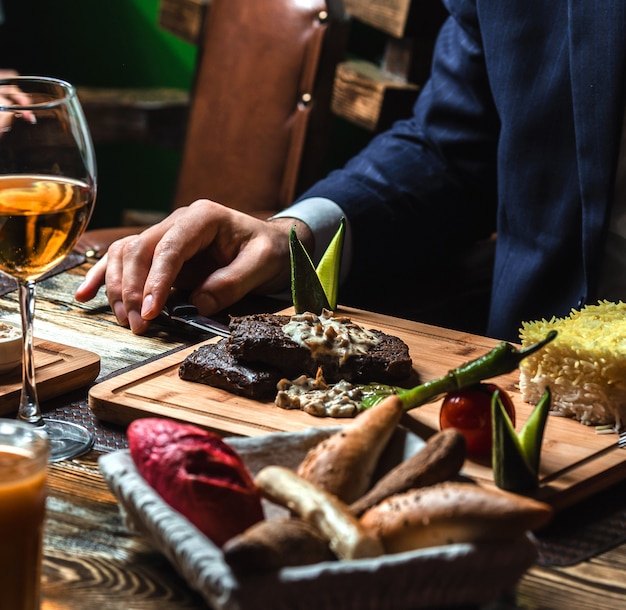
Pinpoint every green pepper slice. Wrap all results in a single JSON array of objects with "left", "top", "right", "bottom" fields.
[
  {"left": 492, "top": 387, "right": 551, "bottom": 493},
  {"left": 289, "top": 226, "right": 330, "bottom": 314},
  {"left": 315, "top": 217, "right": 345, "bottom": 310},
  {"left": 289, "top": 220, "right": 345, "bottom": 314}
]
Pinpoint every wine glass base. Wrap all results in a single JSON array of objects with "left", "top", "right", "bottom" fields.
[{"left": 42, "top": 418, "right": 95, "bottom": 462}]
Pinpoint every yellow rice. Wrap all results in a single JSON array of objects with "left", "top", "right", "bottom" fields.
[{"left": 518, "top": 301, "right": 626, "bottom": 427}]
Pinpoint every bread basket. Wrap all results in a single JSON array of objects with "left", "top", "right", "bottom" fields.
[{"left": 99, "top": 426, "right": 538, "bottom": 610}]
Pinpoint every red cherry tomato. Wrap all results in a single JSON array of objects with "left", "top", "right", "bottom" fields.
[{"left": 439, "top": 383, "right": 516, "bottom": 456}]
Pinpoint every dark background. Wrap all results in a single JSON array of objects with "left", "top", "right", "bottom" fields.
[{"left": 0, "top": 0, "right": 384, "bottom": 230}]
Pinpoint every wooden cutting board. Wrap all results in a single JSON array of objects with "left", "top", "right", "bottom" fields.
[
  {"left": 88, "top": 306, "right": 626, "bottom": 511},
  {"left": 0, "top": 338, "right": 100, "bottom": 415}
]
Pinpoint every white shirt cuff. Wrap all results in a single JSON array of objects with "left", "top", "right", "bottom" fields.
[{"left": 271, "top": 198, "right": 352, "bottom": 277}]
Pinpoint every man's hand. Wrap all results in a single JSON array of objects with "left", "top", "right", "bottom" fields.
[
  {"left": 0, "top": 71, "right": 35, "bottom": 133},
  {"left": 75, "top": 199, "right": 314, "bottom": 334}
]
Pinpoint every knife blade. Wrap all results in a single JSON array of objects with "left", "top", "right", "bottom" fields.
[{"left": 162, "top": 303, "right": 231, "bottom": 338}]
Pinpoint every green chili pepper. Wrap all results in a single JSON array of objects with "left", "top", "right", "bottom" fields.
[
  {"left": 359, "top": 383, "right": 404, "bottom": 409},
  {"left": 492, "top": 386, "right": 551, "bottom": 492},
  {"left": 360, "top": 330, "right": 557, "bottom": 410},
  {"left": 397, "top": 330, "right": 557, "bottom": 410},
  {"left": 289, "top": 219, "right": 345, "bottom": 314},
  {"left": 289, "top": 226, "right": 330, "bottom": 314},
  {"left": 315, "top": 217, "right": 345, "bottom": 310}
]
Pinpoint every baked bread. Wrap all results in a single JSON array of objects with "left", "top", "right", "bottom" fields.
[
  {"left": 223, "top": 517, "right": 336, "bottom": 574},
  {"left": 360, "top": 481, "right": 553, "bottom": 554},
  {"left": 519, "top": 300, "right": 626, "bottom": 427}
]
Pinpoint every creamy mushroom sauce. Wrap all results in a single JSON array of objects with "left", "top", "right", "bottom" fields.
[
  {"left": 281, "top": 310, "right": 380, "bottom": 365},
  {"left": 0, "top": 322, "right": 20, "bottom": 339},
  {"left": 275, "top": 368, "right": 363, "bottom": 418}
]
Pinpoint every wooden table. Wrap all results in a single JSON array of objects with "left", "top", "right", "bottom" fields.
[{"left": 2, "top": 261, "right": 626, "bottom": 610}]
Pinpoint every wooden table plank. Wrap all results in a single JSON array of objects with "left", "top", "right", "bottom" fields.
[{"left": 43, "top": 453, "right": 207, "bottom": 609}]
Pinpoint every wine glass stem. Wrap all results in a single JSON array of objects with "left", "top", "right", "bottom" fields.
[{"left": 17, "top": 279, "right": 43, "bottom": 425}]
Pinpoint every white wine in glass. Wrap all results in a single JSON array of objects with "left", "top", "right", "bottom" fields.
[{"left": 0, "top": 76, "right": 97, "bottom": 461}]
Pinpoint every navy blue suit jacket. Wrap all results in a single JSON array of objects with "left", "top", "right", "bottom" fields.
[{"left": 298, "top": 0, "right": 626, "bottom": 341}]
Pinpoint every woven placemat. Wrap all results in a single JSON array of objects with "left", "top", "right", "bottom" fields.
[
  {"left": 47, "top": 398, "right": 129, "bottom": 453},
  {"left": 0, "top": 252, "right": 86, "bottom": 296},
  {"left": 41, "top": 344, "right": 194, "bottom": 454},
  {"left": 534, "top": 478, "right": 626, "bottom": 566}
]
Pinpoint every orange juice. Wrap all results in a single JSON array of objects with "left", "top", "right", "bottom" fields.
[{"left": 0, "top": 421, "right": 48, "bottom": 610}]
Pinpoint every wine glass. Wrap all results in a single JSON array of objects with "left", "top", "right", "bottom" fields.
[{"left": 0, "top": 76, "right": 97, "bottom": 461}]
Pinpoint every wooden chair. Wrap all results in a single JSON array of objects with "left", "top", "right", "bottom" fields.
[{"left": 77, "top": 0, "right": 349, "bottom": 258}]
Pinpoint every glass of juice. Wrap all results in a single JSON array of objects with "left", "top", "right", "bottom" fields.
[{"left": 0, "top": 419, "right": 49, "bottom": 610}]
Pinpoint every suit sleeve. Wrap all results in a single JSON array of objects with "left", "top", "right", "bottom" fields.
[{"left": 296, "top": 0, "right": 499, "bottom": 284}]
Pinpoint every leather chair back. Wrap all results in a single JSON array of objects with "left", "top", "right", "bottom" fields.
[
  {"left": 76, "top": 0, "right": 347, "bottom": 258},
  {"left": 173, "top": 0, "right": 348, "bottom": 218}
]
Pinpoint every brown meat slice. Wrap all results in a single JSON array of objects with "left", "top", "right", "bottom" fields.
[
  {"left": 179, "top": 339, "right": 281, "bottom": 400},
  {"left": 227, "top": 313, "right": 413, "bottom": 383}
]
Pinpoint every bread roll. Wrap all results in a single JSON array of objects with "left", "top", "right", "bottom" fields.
[
  {"left": 255, "top": 465, "right": 383, "bottom": 560},
  {"left": 360, "top": 481, "right": 553, "bottom": 554},
  {"left": 223, "top": 517, "right": 335, "bottom": 573},
  {"left": 350, "top": 428, "right": 466, "bottom": 517},
  {"left": 297, "top": 394, "right": 405, "bottom": 503}
]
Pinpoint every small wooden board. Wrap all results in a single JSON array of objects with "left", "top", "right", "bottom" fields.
[
  {"left": 88, "top": 306, "right": 626, "bottom": 511},
  {"left": 0, "top": 339, "right": 100, "bottom": 415}
]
